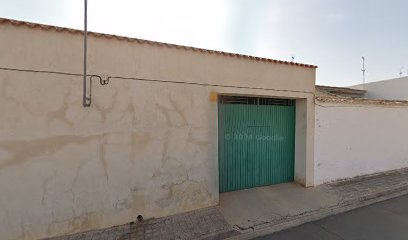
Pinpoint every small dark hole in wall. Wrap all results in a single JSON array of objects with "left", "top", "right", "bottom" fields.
[{"left": 137, "top": 215, "right": 143, "bottom": 222}]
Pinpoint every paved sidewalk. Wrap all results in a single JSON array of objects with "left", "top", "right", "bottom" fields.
[
  {"left": 225, "top": 168, "right": 408, "bottom": 240},
  {"left": 45, "top": 208, "right": 237, "bottom": 240},
  {"left": 46, "top": 168, "right": 408, "bottom": 240}
]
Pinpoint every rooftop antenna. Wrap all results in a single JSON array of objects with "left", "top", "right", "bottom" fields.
[
  {"left": 83, "top": 0, "right": 90, "bottom": 107},
  {"left": 361, "top": 56, "right": 366, "bottom": 89}
]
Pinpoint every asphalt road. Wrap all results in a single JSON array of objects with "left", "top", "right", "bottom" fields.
[{"left": 256, "top": 194, "right": 408, "bottom": 240}]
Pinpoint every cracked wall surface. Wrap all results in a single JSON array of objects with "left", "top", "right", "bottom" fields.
[
  {"left": 0, "top": 74, "right": 221, "bottom": 240},
  {"left": 0, "top": 23, "right": 316, "bottom": 240}
]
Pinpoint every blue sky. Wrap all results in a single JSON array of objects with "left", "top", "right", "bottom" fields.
[{"left": 1, "top": 0, "right": 407, "bottom": 86}]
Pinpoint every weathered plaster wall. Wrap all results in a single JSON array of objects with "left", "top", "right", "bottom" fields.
[
  {"left": 294, "top": 98, "right": 315, "bottom": 186},
  {"left": 315, "top": 100, "right": 408, "bottom": 185},
  {"left": 0, "top": 22, "right": 316, "bottom": 240}
]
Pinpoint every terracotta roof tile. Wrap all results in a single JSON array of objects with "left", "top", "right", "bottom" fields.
[{"left": 0, "top": 18, "right": 318, "bottom": 69}]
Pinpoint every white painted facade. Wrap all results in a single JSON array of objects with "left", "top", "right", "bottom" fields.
[
  {"left": 352, "top": 76, "right": 408, "bottom": 100},
  {"left": 315, "top": 100, "right": 408, "bottom": 185}
]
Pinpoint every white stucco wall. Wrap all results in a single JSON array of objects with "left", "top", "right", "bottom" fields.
[
  {"left": 352, "top": 77, "right": 408, "bottom": 100},
  {"left": 315, "top": 100, "right": 408, "bottom": 185},
  {"left": 0, "top": 20, "right": 316, "bottom": 240}
]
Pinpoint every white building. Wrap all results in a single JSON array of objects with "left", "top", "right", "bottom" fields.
[
  {"left": 314, "top": 85, "right": 408, "bottom": 184},
  {"left": 0, "top": 18, "right": 316, "bottom": 240},
  {"left": 2, "top": 16, "right": 408, "bottom": 240},
  {"left": 352, "top": 76, "right": 408, "bottom": 100}
]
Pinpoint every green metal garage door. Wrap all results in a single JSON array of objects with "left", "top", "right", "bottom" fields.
[{"left": 218, "top": 96, "right": 296, "bottom": 193}]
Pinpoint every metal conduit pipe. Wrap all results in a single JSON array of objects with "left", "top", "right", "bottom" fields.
[{"left": 83, "top": 0, "right": 90, "bottom": 107}]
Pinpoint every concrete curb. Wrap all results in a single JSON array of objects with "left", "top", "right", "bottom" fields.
[{"left": 224, "top": 187, "right": 408, "bottom": 240}]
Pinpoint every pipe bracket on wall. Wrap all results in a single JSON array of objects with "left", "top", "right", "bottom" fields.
[
  {"left": 83, "top": 75, "right": 110, "bottom": 107},
  {"left": 82, "top": 0, "right": 110, "bottom": 107}
]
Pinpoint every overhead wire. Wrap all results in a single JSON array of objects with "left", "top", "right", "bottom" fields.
[
  {"left": 3, "top": 66, "right": 405, "bottom": 109},
  {"left": 0, "top": 66, "right": 315, "bottom": 95}
]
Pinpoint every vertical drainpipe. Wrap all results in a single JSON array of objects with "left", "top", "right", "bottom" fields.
[{"left": 83, "top": 0, "right": 90, "bottom": 107}]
